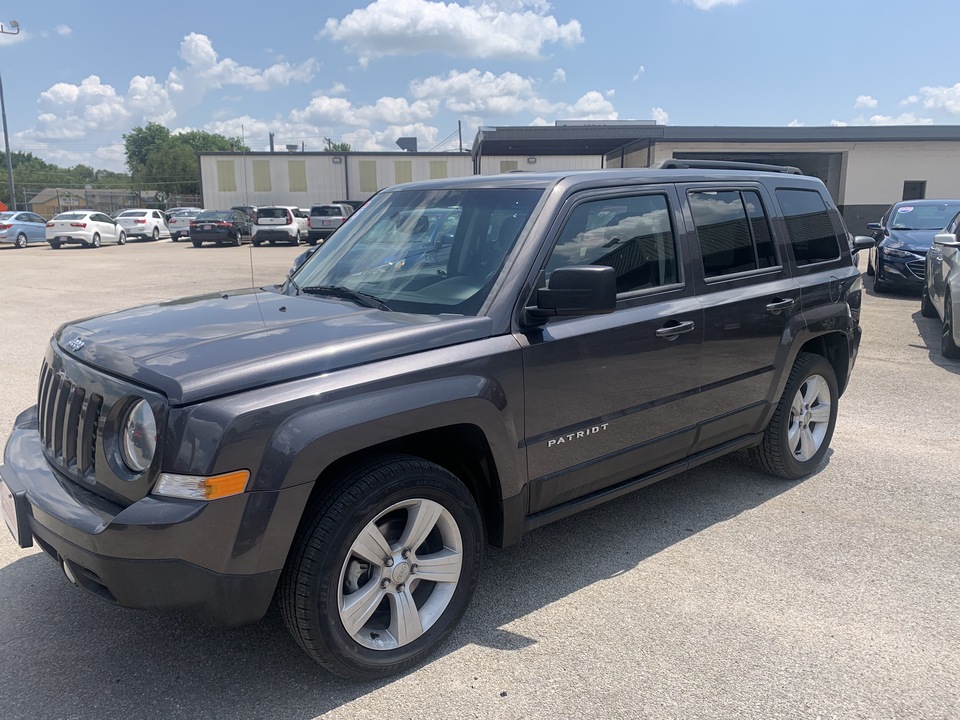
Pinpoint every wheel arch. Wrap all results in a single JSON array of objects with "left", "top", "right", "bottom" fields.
[{"left": 795, "top": 332, "right": 851, "bottom": 396}]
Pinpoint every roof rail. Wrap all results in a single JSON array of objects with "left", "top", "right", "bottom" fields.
[{"left": 652, "top": 158, "right": 803, "bottom": 175}]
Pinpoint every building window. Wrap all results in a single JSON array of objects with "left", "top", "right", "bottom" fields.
[
  {"left": 288, "top": 160, "right": 307, "bottom": 193},
  {"left": 359, "top": 161, "right": 378, "bottom": 193},
  {"left": 217, "top": 160, "right": 237, "bottom": 192},
  {"left": 775, "top": 189, "right": 842, "bottom": 266},
  {"left": 395, "top": 160, "right": 413, "bottom": 185},
  {"left": 500, "top": 160, "right": 519, "bottom": 173},
  {"left": 429, "top": 161, "right": 448, "bottom": 180},
  {"left": 252, "top": 160, "right": 272, "bottom": 192},
  {"left": 902, "top": 180, "right": 926, "bottom": 201}
]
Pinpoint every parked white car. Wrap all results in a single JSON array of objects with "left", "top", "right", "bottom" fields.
[
  {"left": 252, "top": 206, "right": 309, "bottom": 246},
  {"left": 45, "top": 210, "right": 126, "bottom": 249},
  {"left": 168, "top": 208, "right": 203, "bottom": 241},
  {"left": 116, "top": 209, "right": 170, "bottom": 241}
]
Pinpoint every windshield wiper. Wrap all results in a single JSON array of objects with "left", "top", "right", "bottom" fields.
[{"left": 300, "top": 285, "right": 391, "bottom": 310}]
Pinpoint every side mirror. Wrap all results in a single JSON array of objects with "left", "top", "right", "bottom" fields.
[
  {"left": 524, "top": 265, "right": 617, "bottom": 324},
  {"left": 852, "top": 235, "right": 875, "bottom": 253},
  {"left": 934, "top": 232, "right": 960, "bottom": 248}
]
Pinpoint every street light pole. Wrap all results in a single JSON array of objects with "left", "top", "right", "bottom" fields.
[{"left": 0, "top": 20, "right": 19, "bottom": 211}]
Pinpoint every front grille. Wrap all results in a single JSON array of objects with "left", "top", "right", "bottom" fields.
[
  {"left": 906, "top": 260, "right": 926, "bottom": 280},
  {"left": 37, "top": 360, "right": 103, "bottom": 482}
]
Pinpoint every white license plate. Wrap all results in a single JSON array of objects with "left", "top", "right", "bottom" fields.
[
  {"left": 0, "top": 476, "right": 19, "bottom": 543},
  {"left": 203, "top": 225, "right": 212, "bottom": 230},
  {"left": 322, "top": 220, "right": 332, "bottom": 226}
]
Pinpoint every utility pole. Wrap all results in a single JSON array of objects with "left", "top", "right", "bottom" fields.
[
  {"left": 0, "top": 20, "right": 20, "bottom": 211},
  {"left": 269, "top": 132, "right": 275, "bottom": 152}
]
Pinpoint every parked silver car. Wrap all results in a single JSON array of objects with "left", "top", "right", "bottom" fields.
[
  {"left": 0, "top": 211, "right": 47, "bottom": 248},
  {"left": 922, "top": 212, "right": 960, "bottom": 358},
  {"left": 116, "top": 209, "right": 170, "bottom": 242}
]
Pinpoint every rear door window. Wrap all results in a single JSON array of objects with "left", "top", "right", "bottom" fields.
[
  {"left": 775, "top": 189, "right": 843, "bottom": 266},
  {"left": 688, "top": 189, "right": 777, "bottom": 278}
]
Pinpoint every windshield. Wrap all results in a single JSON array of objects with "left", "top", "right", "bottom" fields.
[
  {"left": 290, "top": 187, "right": 543, "bottom": 315},
  {"left": 890, "top": 203, "right": 960, "bottom": 230},
  {"left": 196, "top": 210, "right": 232, "bottom": 221}
]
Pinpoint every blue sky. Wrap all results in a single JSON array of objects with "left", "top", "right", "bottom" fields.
[{"left": 1, "top": 0, "right": 959, "bottom": 173}]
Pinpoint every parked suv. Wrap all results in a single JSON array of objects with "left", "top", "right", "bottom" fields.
[
  {"left": 307, "top": 202, "right": 354, "bottom": 244},
  {"left": 252, "top": 205, "right": 308, "bottom": 246},
  {"left": 1, "top": 163, "right": 869, "bottom": 680}
]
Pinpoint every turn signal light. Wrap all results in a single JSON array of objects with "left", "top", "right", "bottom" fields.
[{"left": 153, "top": 470, "right": 250, "bottom": 501}]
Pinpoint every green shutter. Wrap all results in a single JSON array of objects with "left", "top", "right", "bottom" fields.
[
  {"left": 288, "top": 160, "right": 307, "bottom": 193},
  {"left": 395, "top": 160, "right": 413, "bottom": 185},
  {"left": 217, "top": 160, "right": 237, "bottom": 192},
  {"left": 359, "top": 161, "right": 378, "bottom": 193},
  {"left": 429, "top": 160, "right": 448, "bottom": 179},
  {"left": 252, "top": 160, "right": 272, "bottom": 192},
  {"left": 500, "top": 160, "right": 519, "bottom": 173}
]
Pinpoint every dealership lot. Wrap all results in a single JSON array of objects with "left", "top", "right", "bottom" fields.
[{"left": 0, "top": 240, "right": 957, "bottom": 719}]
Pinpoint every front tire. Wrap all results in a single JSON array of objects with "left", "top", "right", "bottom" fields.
[
  {"left": 750, "top": 352, "right": 839, "bottom": 480},
  {"left": 14, "top": 232, "right": 27, "bottom": 249},
  {"left": 943, "top": 294, "right": 960, "bottom": 359},
  {"left": 873, "top": 259, "right": 886, "bottom": 293},
  {"left": 279, "top": 455, "right": 484, "bottom": 680},
  {"left": 118, "top": 232, "right": 126, "bottom": 246}
]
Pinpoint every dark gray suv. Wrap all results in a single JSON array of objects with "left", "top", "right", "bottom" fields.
[{"left": 1, "top": 163, "right": 869, "bottom": 679}]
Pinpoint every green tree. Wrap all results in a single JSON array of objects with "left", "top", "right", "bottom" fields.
[{"left": 324, "top": 141, "right": 352, "bottom": 152}]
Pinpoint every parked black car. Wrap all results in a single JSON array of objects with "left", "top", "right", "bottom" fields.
[
  {"left": 189, "top": 209, "right": 252, "bottom": 247},
  {"left": 867, "top": 199, "right": 960, "bottom": 292},
  {"left": 2, "top": 163, "right": 868, "bottom": 680}
]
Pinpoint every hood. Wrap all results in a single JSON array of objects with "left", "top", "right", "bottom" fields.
[
  {"left": 55, "top": 288, "right": 494, "bottom": 405},
  {"left": 883, "top": 228, "right": 939, "bottom": 253}
]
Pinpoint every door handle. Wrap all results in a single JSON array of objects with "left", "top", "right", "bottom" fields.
[
  {"left": 766, "top": 298, "right": 795, "bottom": 314},
  {"left": 656, "top": 320, "right": 696, "bottom": 339}
]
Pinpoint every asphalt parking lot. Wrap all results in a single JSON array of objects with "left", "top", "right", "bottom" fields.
[{"left": 0, "top": 239, "right": 958, "bottom": 719}]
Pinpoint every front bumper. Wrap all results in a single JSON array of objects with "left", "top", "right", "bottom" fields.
[
  {"left": 1, "top": 406, "right": 311, "bottom": 626},
  {"left": 877, "top": 254, "right": 925, "bottom": 289}
]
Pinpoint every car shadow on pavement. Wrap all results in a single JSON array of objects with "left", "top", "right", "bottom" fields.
[
  {"left": 0, "top": 454, "right": 805, "bottom": 719},
  {"left": 911, "top": 309, "right": 960, "bottom": 374}
]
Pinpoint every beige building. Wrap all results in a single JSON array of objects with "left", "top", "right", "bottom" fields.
[{"left": 200, "top": 124, "right": 960, "bottom": 234}]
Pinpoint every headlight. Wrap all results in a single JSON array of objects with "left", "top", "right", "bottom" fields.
[
  {"left": 882, "top": 247, "right": 916, "bottom": 258},
  {"left": 121, "top": 399, "right": 157, "bottom": 473}
]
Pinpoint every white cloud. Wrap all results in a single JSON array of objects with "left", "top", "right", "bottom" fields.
[
  {"left": 632, "top": 66, "right": 645, "bottom": 80},
  {"left": 651, "top": 107, "right": 669, "bottom": 125},
  {"left": 552, "top": 68, "right": 566, "bottom": 83},
  {"left": 411, "top": 69, "right": 555, "bottom": 115},
  {"left": 915, "top": 83, "right": 960, "bottom": 115},
  {"left": 322, "top": 0, "right": 583, "bottom": 64},
  {"left": 864, "top": 112, "right": 933, "bottom": 126},
  {"left": 678, "top": 0, "right": 744, "bottom": 8},
  {"left": 854, "top": 95, "right": 878, "bottom": 109},
  {"left": 55, "top": 24, "right": 72, "bottom": 36},
  {"left": 788, "top": 119, "right": 804, "bottom": 127}
]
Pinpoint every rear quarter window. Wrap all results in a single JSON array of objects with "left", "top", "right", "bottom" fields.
[{"left": 775, "top": 188, "right": 843, "bottom": 266}]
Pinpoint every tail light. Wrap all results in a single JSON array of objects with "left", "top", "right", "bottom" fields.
[
  {"left": 0, "top": 223, "right": 10, "bottom": 230},
  {"left": 70, "top": 222, "right": 87, "bottom": 228},
  {"left": 46, "top": 222, "right": 54, "bottom": 227},
  {"left": 134, "top": 219, "right": 147, "bottom": 224},
  {"left": 286, "top": 210, "right": 293, "bottom": 223}
]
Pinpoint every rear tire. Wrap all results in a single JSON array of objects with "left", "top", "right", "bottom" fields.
[
  {"left": 279, "top": 455, "right": 484, "bottom": 680},
  {"left": 14, "top": 232, "right": 27, "bottom": 249},
  {"left": 152, "top": 226, "right": 160, "bottom": 241},
  {"left": 49, "top": 239, "right": 61, "bottom": 249},
  {"left": 750, "top": 352, "right": 838, "bottom": 480},
  {"left": 192, "top": 239, "right": 203, "bottom": 248},
  {"left": 91, "top": 233, "right": 101, "bottom": 249}
]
